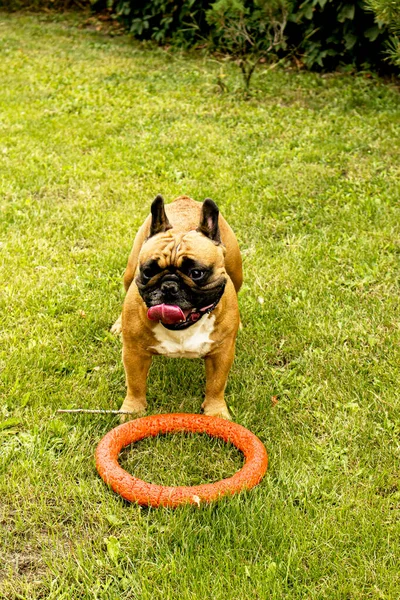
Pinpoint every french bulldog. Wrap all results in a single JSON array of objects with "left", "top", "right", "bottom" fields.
[{"left": 116, "top": 195, "right": 242, "bottom": 420}]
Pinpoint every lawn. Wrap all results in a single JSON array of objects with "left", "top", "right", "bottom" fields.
[{"left": 0, "top": 12, "right": 399, "bottom": 600}]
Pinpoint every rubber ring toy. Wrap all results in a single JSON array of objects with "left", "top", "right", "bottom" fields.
[{"left": 95, "top": 413, "right": 268, "bottom": 508}]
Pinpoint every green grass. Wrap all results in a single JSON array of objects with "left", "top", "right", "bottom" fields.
[
  {"left": 1, "top": 12, "right": 400, "bottom": 599},
  {"left": 120, "top": 434, "right": 243, "bottom": 486}
]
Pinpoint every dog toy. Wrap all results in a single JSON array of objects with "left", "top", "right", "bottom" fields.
[{"left": 95, "top": 413, "right": 268, "bottom": 508}]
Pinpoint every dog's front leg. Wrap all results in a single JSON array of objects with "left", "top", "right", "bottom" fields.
[
  {"left": 110, "top": 314, "right": 122, "bottom": 336},
  {"left": 120, "top": 342, "right": 152, "bottom": 421},
  {"left": 202, "top": 339, "right": 236, "bottom": 420}
]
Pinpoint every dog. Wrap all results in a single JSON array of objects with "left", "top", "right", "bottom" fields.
[{"left": 115, "top": 195, "right": 242, "bottom": 420}]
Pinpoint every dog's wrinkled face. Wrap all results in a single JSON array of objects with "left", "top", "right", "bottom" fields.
[{"left": 136, "top": 196, "right": 227, "bottom": 329}]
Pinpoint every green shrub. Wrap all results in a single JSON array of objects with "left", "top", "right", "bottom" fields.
[
  {"left": 365, "top": 0, "right": 400, "bottom": 67},
  {"left": 206, "top": 0, "right": 291, "bottom": 89},
  {"left": 1, "top": 0, "right": 395, "bottom": 73},
  {"left": 287, "top": 0, "right": 390, "bottom": 70},
  {"left": 101, "top": 0, "right": 211, "bottom": 46},
  {"left": 0, "top": 0, "right": 90, "bottom": 9},
  {"left": 104, "top": 0, "right": 392, "bottom": 72}
]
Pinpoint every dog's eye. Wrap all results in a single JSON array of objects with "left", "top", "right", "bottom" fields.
[
  {"left": 189, "top": 269, "right": 205, "bottom": 281},
  {"left": 141, "top": 263, "right": 161, "bottom": 281},
  {"left": 142, "top": 268, "right": 153, "bottom": 280}
]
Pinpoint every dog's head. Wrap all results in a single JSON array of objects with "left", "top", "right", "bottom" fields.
[{"left": 136, "top": 195, "right": 227, "bottom": 329}]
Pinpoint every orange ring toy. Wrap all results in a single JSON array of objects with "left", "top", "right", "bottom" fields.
[{"left": 95, "top": 413, "right": 268, "bottom": 508}]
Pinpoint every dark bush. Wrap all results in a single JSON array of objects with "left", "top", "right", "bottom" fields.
[
  {"left": 206, "top": 0, "right": 291, "bottom": 90},
  {"left": 287, "top": 0, "right": 391, "bottom": 70},
  {"left": 99, "top": 0, "right": 212, "bottom": 46},
  {"left": 103, "top": 0, "right": 392, "bottom": 71},
  {"left": 0, "top": 0, "right": 90, "bottom": 10},
  {"left": 365, "top": 0, "right": 400, "bottom": 68},
  {"left": 0, "top": 0, "right": 395, "bottom": 73}
]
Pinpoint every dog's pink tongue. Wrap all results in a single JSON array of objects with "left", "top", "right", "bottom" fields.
[{"left": 147, "top": 304, "right": 185, "bottom": 325}]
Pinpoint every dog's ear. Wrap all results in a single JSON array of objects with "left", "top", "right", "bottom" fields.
[
  {"left": 197, "top": 198, "right": 221, "bottom": 243},
  {"left": 149, "top": 195, "right": 172, "bottom": 237}
]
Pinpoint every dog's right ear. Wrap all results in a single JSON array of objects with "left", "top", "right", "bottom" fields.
[
  {"left": 149, "top": 195, "right": 172, "bottom": 237},
  {"left": 197, "top": 198, "right": 221, "bottom": 243}
]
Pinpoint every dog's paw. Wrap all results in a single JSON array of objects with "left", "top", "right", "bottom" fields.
[
  {"left": 119, "top": 398, "right": 147, "bottom": 423},
  {"left": 201, "top": 403, "right": 232, "bottom": 420},
  {"left": 111, "top": 315, "right": 122, "bottom": 336},
  {"left": 119, "top": 409, "right": 146, "bottom": 424}
]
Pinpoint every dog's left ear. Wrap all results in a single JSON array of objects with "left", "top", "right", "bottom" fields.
[
  {"left": 197, "top": 198, "right": 221, "bottom": 243},
  {"left": 149, "top": 194, "right": 172, "bottom": 237}
]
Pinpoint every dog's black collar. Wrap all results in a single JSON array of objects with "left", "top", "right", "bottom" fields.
[{"left": 161, "top": 284, "right": 226, "bottom": 331}]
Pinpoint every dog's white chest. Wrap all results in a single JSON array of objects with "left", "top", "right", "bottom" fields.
[{"left": 151, "top": 314, "right": 216, "bottom": 358}]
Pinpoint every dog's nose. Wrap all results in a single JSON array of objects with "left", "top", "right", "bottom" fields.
[{"left": 161, "top": 280, "right": 180, "bottom": 297}]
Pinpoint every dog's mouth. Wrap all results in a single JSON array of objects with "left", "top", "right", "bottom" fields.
[
  {"left": 147, "top": 303, "right": 214, "bottom": 330},
  {"left": 146, "top": 282, "right": 226, "bottom": 330}
]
